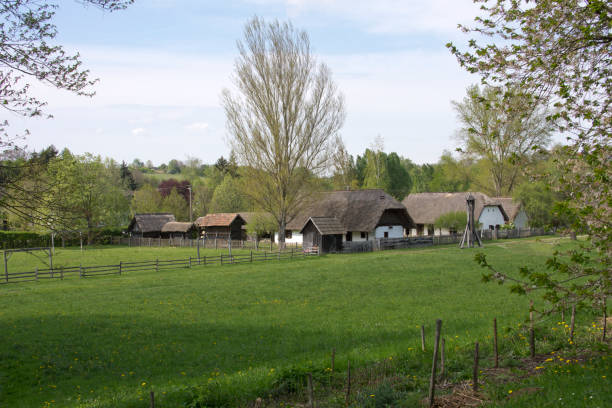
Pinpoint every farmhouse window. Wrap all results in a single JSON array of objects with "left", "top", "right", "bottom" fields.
[
  {"left": 384, "top": 231, "right": 389, "bottom": 238},
  {"left": 285, "top": 230, "right": 292, "bottom": 239},
  {"left": 360, "top": 232, "right": 367, "bottom": 239},
  {"left": 346, "top": 232, "right": 352, "bottom": 241}
]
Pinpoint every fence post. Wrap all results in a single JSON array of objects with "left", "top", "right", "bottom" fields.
[
  {"left": 250, "top": 251, "right": 253, "bottom": 263},
  {"left": 189, "top": 256, "right": 192, "bottom": 268},
  {"left": 156, "top": 258, "right": 159, "bottom": 273},
  {"left": 493, "top": 317, "right": 499, "bottom": 368},
  {"left": 428, "top": 319, "right": 442, "bottom": 408},
  {"left": 473, "top": 342, "right": 479, "bottom": 392},
  {"left": 119, "top": 261, "right": 122, "bottom": 276},
  {"left": 421, "top": 325, "right": 426, "bottom": 351}
]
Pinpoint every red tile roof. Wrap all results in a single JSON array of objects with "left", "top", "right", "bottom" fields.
[{"left": 195, "top": 213, "right": 245, "bottom": 227}]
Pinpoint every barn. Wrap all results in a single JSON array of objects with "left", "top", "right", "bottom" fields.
[
  {"left": 285, "top": 189, "right": 414, "bottom": 252},
  {"left": 402, "top": 192, "right": 509, "bottom": 236},
  {"left": 161, "top": 222, "right": 197, "bottom": 239},
  {"left": 195, "top": 213, "right": 246, "bottom": 240},
  {"left": 127, "top": 213, "right": 176, "bottom": 238}
]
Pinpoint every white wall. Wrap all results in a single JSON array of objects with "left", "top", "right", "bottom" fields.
[
  {"left": 375, "top": 225, "right": 404, "bottom": 239},
  {"left": 274, "top": 231, "right": 303, "bottom": 244},
  {"left": 342, "top": 231, "right": 371, "bottom": 242},
  {"left": 478, "top": 206, "right": 506, "bottom": 229},
  {"left": 513, "top": 210, "right": 529, "bottom": 229}
]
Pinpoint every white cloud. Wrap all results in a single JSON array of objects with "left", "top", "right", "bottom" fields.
[
  {"left": 254, "top": 0, "right": 481, "bottom": 35},
  {"left": 185, "top": 122, "right": 210, "bottom": 132},
  {"left": 131, "top": 127, "right": 146, "bottom": 135}
]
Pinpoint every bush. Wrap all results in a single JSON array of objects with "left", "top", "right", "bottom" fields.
[{"left": 0, "top": 231, "right": 50, "bottom": 249}]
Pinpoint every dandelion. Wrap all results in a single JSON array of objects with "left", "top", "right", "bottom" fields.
[
  {"left": 141, "top": 382, "right": 146, "bottom": 386},
  {"left": 508, "top": 390, "right": 513, "bottom": 394}
]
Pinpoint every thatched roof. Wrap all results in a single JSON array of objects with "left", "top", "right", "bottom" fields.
[
  {"left": 195, "top": 213, "right": 245, "bottom": 228},
  {"left": 128, "top": 213, "right": 176, "bottom": 233},
  {"left": 495, "top": 197, "right": 522, "bottom": 221},
  {"left": 302, "top": 217, "right": 346, "bottom": 235},
  {"left": 161, "top": 222, "right": 195, "bottom": 233},
  {"left": 402, "top": 192, "right": 508, "bottom": 225},
  {"left": 287, "top": 189, "right": 413, "bottom": 232}
]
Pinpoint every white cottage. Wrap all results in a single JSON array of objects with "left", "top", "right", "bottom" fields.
[
  {"left": 402, "top": 192, "right": 509, "bottom": 236},
  {"left": 279, "top": 189, "right": 414, "bottom": 252},
  {"left": 496, "top": 197, "right": 529, "bottom": 229}
]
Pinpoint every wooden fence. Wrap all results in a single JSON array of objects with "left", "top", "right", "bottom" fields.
[
  {"left": 341, "top": 227, "right": 553, "bottom": 254},
  {"left": 1, "top": 248, "right": 318, "bottom": 285},
  {"left": 111, "top": 236, "right": 301, "bottom": 251}
]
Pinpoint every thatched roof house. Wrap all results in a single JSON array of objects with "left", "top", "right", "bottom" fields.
[
  {"left": 495, "top": 197, "right": 529, "bottom": 228},
  {"left": 161, "top": 221, "right": 197, "bottom": 238},
  {"left": 283, "top": 189, "right": 414, "bottom": 252},
  {"left": 195, "top": 213, "right": 246, "bottom": 240},
  {"left": 402, "top": 192, "right": 508, "bottom": 236},
  {"left": 127, "top": 213, "right": 176, "bottom": 237}
]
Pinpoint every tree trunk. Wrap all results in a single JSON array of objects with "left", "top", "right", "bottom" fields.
[
  {"left": 87, "top": 218, "right": 94, "bottom": 245},
  {"left": 278, "top": 218, "right": 286, "bottom": 250}
]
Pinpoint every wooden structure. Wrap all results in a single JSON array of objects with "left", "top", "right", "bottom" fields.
[
  {"left": 301, "top": 217, "right": 345, "bottom": 253},
  {"left": 127, "top": 213, "right": 176, "bottom": 238},
  {"left": 460, "top": 194, "right": 483, "bottom": 248},
  {"left": 287, "top": 189, "right": 414, "bottom": 252},
  {"left": 195, "top": 213, "right": 246, "bottom": 240},
  {"left": 161, "top": 222, "right": 197, "bottom": 239},
  {"left": 3, "top": 247, "right": 52, "bottom": 282}
]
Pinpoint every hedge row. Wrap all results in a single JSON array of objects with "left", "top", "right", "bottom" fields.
[{"left": 0, "top": 228, "right": 125, "bottom": 249}]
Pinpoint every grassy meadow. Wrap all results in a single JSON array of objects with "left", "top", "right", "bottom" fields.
[{"left": 0, "top": 237, "right": 604, "bottom": 407}]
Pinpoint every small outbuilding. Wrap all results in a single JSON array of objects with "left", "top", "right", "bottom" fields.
[
  {"left": 301, "top": 217, "right": 346, "bottom": 253},
  {"left": 195, "top": 213, "right": 247, "bottom": 240},
  {"left": 496, "top": 197, "right": 529, "bottom": 229},
  {"left": 127, "top": 213, "right": 176, "bottom": 238},
  {"left": 161, "top": 222, "right": 197, "bottom": 239}
]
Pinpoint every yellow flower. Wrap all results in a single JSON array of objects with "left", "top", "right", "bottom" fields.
[
  {"left": 508, "top": 390, "right": 513, "bottom": 394},
  {"left": 141, "top": 382, "right": 146, "bottom": 386}
]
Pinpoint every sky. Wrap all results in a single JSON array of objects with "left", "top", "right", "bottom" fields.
[{"left": 14, "top": 0, "right": 485, "bottom": 166}]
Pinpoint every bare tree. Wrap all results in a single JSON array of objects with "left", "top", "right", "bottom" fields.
[
  {"left": 222, "top": 17, "right": 345, "bottom": 248},
  {"left": 452, "top": 85, "right": 552, "bottom": 196}
]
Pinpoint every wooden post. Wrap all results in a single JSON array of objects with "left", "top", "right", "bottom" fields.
[
  {"left": 570, "top": 303, "right": 576, "bottom": 342},
  {"left": 428, "top": 319, "right": 442, "bottom": 408},
  {"left": 215, "top": 233, "right": 218, "bottom": 249},
  {"left": 150, "top": 390, "right": 155, "bottom": 408},
  {"left": 250, "top": 251, "right": 253, "bottom": 263},
  {"left": 189, "top": 256, "right": 192, "bottom": 268},
  {"left": 421, "top": 325, "right": 426, "bottom": 351},
  {"left": 345, "top": 360, "right": 351, "bottom": 407},
  {"left": 493, "top": 317, "right": 499, "bottom": 368},
  {"left": 307, "top": 372, "right": 315, "bottom": 408},
  {"left": 473, "top": 342, "right": 479, "bottom": 392},
  {"left": 4, "top": 251, "right": 7, "bottom": 283},
  {"left": 156, "top": 258, "right": 159, "bottom": 273},
  {"left": 119, "top": 261, "right": 122, "bottom": 275},
  {"left": 197, "top": 237, "right": 201, "bottom": 261},
  {"left": 602, "top": 296, "right": 607, "bottom": 342},
  {"left": 440, "top": 338, "right": 445, "bottom": 379},
  {"left": 48, "top": 247, "right": 53, "bottom": 270},
  {"left": 530, "top": 300, "right": 535, "bottom": 358}
]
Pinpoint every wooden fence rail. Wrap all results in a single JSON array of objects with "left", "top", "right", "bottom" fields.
[{"left": 1, "top": 248, "right": 317, "bottom": 285}]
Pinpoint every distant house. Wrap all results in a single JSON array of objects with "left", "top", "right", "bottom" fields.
[
  {"left": 161, "top": 222, "right": 197, "bottom": 239},
  {"left": 496, "top": 197, "right": 529, "bottom": 229},
  {"left": 281, "top": 189, "right": 414, "bottom": 252},
  {"left": 402, "top": 192, "right": 508, "bottom": 236},
  {"left": 195, "top": 213, "right": 246, "bottom": 240},
  {"left": 127, "top": 213, "right": 176, "bottom": 238}
]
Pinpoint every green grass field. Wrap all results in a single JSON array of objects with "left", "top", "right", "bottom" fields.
[{"left": 0, "top": 237, "right": 604, "bottom": 407}]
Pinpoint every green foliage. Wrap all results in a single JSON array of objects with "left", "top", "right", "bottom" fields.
[
  {"left": 209, "top": 175, "right": 250, "bottom": 213},
  {"left": 513, "top": 181, "right": 565, "bottom": 228},
  {"left": 130, "top": 184, "right": 163, "bottom": 214},
  {"left": 433, "top": 211, "right": 467, "bottom": 234},
  {"left": 245, "top": 212, "right": 277, "bottom": 238},
  {"left": 162, "top": 188, "right": 189, "bottom": 221},
  {"left": 0, "top": 231, "right": 50, "bottom": 248}
]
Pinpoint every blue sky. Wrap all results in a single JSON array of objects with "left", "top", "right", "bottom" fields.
[{"left": 17, "top": 0, "right": 484, "bottom": 165}]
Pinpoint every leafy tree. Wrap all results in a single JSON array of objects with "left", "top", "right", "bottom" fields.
[
  {"left": 363, "top": 148, "right": 390, "bottom": 191},
  {"left": 386, "top": 152, "right": 411, "bottom": 200},
  {"left": 162, "top": 188, "right": 189, "bottom": 221},
  {"left": 191, "top": 182, "right": 213, "bottom": 219},
  {"left": 209, "top": 175, "right": 250, "bottom": 213},
  {"left": 513, "top": 180, "right": 564, "bottom": 229},
  {"left": 433, "top": 211, "right": 467, "bottom": 235},
  {"left": 167, "top": 159, "right": 182, "bottom": 174},
  {"left": 407, "top": 162, "right": 435, "bottom": 193},
  {"left": 131, "top": 184, "right": 163, "bottom": 215},
  {"left": 451, "top": 0, "right": 611, "bottom": 322},
  {"left": 452, "top": 85, "right": 552, "bottom": 196},
  {"left": 120, "top": 161, "right": 137, "bottom": 190},
  {"left": 246, "top": 212, "right": 277, "bottom": 242},
  {"left": 45, "top": 152, "right": 130, "bottom": 244},
  {"left": 222, "top": 17, "right": 345, "bottom": 248},
  {"left": 331, "top": 138, "right": 359, "bottom": 190}
]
